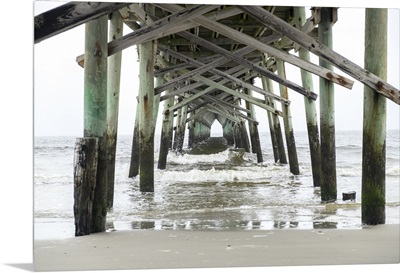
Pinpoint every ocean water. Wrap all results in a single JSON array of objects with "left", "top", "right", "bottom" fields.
[{"left": 34, "top": 130, "right": 400, "bottom": 240}]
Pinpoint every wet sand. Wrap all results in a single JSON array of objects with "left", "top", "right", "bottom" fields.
[{"left": 34, "top": 224, "right": 399, "bottom": 271}]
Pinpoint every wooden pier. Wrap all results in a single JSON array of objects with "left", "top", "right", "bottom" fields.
[{"left": 34, "top": 2, "right": 399, "bottom": 234}]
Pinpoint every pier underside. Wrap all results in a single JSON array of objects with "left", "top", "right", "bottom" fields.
[{"left": 34, "top": 2, "right": 399, "bottom": 231}]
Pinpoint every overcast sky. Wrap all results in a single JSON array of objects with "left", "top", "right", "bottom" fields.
[{"left": 33, "top": 0, "right": 399, "bottom": 136}]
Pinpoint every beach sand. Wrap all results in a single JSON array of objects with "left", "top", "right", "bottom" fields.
[{"left": 34, "top": 224, "right": 400, "bottom": 271}]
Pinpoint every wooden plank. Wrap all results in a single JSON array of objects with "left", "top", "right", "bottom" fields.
[
  {"left": 35, "top": 2, "right": 127, "bottom": 44},
  {"left": 239, "top": 5, "right": 399, "bottom": 104},
  {"left": 156, "top": 4, "right": 354, "bottom": 91}
]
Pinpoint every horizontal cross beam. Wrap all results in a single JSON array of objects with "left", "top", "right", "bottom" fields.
[
  {"left": 34, "top": 2, "right": 127, "bottom": 44},
  {"left": 240, "top": 5, "right": 400, "bottom": 104}
]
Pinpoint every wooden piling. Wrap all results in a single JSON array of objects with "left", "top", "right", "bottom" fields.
[
  {"left": 293, "top": 7, "right": 322, "bottom": 187},
  {"left": 158, "top": 75, "right": 175, "bottom": 169},
  {"left": 73, "top": 137, "right": 98, "bottom": 236},
  {"left": 244, "top": 88, "right": 263, "bottom": 163},
  {"left": 106, "top": 11, "right": 123, "bottom": 209},
  {"left": 264, "top": 97, "right": 280, "bottom": 162},
  {"left": 138, "top": 39, "right": 156, "bottom": 192},
  {"left": 362, "top": 8, "right": 387, "bottom": 225},
  {"left": 239, "top": 121, "right": 251, "bottom": 153},
  {"left": 261, "top": 75, "right": 288, "bottom": 164},
  {"left": 318, "top": 7, "right": 337, "bottom": 202},
  {"left": 223, "top": 120, "right": 235, "bottom": 146},
  {"left": 83, "top": 15, "right": 108, "bottom": 233},
  {"left": 176, "top": 105, "right": 188, "bottom": 153},
  {"left": 128, "top": 105, "right": 140, "bottom": 177},
  {"left": 173, "top": 103, "right": 183, "bottom": 151},
  {"left": 276, "top": 60, "right": 299, "bottom": 174}
]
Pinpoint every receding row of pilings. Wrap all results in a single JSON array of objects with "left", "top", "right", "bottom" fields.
[{"left": 72, "top": 6, "right": 393, "bottom": 236}]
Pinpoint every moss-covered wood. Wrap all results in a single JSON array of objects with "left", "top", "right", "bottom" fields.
[{"left": 362, "top": 8, "right": 387, "bottom": 225}]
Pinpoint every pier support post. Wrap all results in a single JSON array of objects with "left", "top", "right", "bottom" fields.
[
  {"left": 362, "top": 8, "right": 387, "bottom": 225},
  {"left": 128, "top": 105, "right": 140, "bottom": 177},
  {"left": 138, "top": 39, "right": 156, "bottom": 192},
  {"left": 261, "top": 75, "right": 287, "bottom": 164},
  {"left": 158, "top": 74, "right": 175, "bottom": 169},
  {"left": 73, "top": 137, "right": 98, "bottom": 236},
  {"left": 294, "top": 7, "right": 322, "bottom": 187},
  {"left": 318, "top": 7, "right": 337, "bottom": 202},
  {"left": 223, "top": 120, "right": 235, "bottom": 146},
  {"left": 83, "top": 15, "right": 108, "bottom": 233},
  {"left": 106, "top": 11, "right": 123, "bottom": 209},
  {"left": 239, "top": 121, "right": 251, "bottom": 153},
  {"left": 276, "top": 60, "right": 299, "bottom": 174},
  {"left": 176, "top": 105, "right": 188, "bottom": 153},
  {"left": 188, "top": 117, "right": 195, "bottom": 148},
  {"left": 244, "top": 88, "right": 263, "bottom": 162}
]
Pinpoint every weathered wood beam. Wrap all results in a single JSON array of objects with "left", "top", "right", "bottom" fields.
[
  {"left": 200, "top": 97, "right": 258, "bottom": 124},
  {"left": 76, "top": 4, "right": 217, "bottom": 65},
  {"left": 170, "top": 30, "right": 317, "bottom": 100},
  {"left": 167, "top": 71, "right": 282, "bottom": 116},
  {"left": 239, "top": 5, "right": 399, "bottom": 104},
  {"left": 205, "top": 105, "right": 242, "bottom": 124},
  {"left": 157, "top": 44, "right": 291, "bottom": 105},
  {"left": 155, "top": 32, "right": 283, "bottom": 94},
  {"left": 34, "top": 2, "right": 127, "bottom": 44},
  {"left": 157, "top": 3, "right": 353, "bottom": 91},
  {"left": 111, "top": 5, "right": 217, "bottom": 56},
  {"left": 205, "top": 95, "right": 251, "bottom": 115},
  {"left": 159, "top": 63, "right": 251, "bottom": 101}
]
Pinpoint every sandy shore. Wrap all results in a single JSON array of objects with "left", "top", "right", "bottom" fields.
[{"left": 34, "top": 224, "right": 399, "bottom": 271}]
